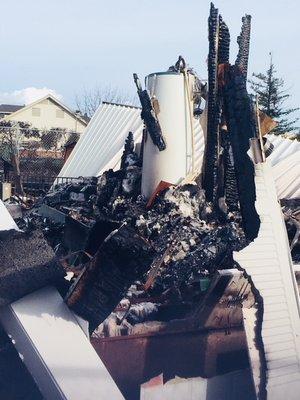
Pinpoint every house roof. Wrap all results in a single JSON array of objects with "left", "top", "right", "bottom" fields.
[
  {"left": 3, "top": 94, "right": 88, "bottom": 126},
  {"left": 0, "top": 104, "right": 24, "bottom": 113}
]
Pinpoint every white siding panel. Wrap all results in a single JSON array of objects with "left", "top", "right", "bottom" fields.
[
  {"left": 235, "top": 162, "right": 300, "bottom": 399},
  {"left": 57, "top": 102, "right": 143, "bottom": 179}
]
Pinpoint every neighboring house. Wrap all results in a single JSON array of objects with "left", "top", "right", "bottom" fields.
[
  {"left": 0, "top": 94, "right": 87, "bottom": 133},
  {"left": 0, "top": 104, "right": 24, "bottom": 119}
]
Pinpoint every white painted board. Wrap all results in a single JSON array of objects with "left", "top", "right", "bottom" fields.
[
  {"left": 0, "top": 199, "right": 19, "bottom": 231},
  {"left": 0, "top": 286, "right": 124, "bottom": 400}
]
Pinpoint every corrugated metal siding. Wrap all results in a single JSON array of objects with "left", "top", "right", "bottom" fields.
[
  {"left": 264, "top": 135, "right": 300, "bottom": 199},
  {"left": 193, "top": 114, "right": 206, "bottom": 173},
  {"left": 267, "top": 134, "right": 300, "bottom": 166},
  {"left": 57, "top": 102, "right": 143, "bottom": 179},
  {"left": 57, "top": 102, "right": 207, "bottom": 180},
  {"left": 276, "top": 157, "right": 300, "bottom": 199},
  {"left": 234, "top": 162, "right": 300, "bottom": 400},
  {"left": 56, "top": 106, "right": 299, "bottom": 201},
  {"left": 272, "top": 151, "right": 300, "bottom": 199}
]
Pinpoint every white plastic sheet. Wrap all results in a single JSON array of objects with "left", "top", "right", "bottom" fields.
[{"left": 0, "top": 200, "right": 19, "bottom": 231}]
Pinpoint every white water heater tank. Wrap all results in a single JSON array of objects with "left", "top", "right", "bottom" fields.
[{"left": 141, "top": 71, "right": 202, "bottom": 198}]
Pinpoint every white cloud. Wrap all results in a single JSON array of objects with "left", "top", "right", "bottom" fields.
[{"left": 0, "top": 87, "right": 63, "bottom": 105}]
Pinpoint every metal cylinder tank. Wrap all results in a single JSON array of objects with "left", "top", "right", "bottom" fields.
[{"left": 141, "top": 71, "right": 200, "bottom": 198}]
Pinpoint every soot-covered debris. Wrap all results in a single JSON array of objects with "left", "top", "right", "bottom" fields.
[
  {"left": 7, "top": 4, "right": 262, "bottom": 338},
  {"left": 19, "top": 151, "right": 250, "bottom": 332}
]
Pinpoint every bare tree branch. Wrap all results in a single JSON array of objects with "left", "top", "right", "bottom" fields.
[{"left": 75, "top": 85, "right": 137, "bottom": 118}]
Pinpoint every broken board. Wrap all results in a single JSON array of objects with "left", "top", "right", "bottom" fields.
[{"left": 0, "top": 286, "right": 124, "bottom": 400}]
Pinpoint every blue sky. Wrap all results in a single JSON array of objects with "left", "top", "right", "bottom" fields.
[{"left": 0, "top": 0, "right": 299, "bottom": 119}]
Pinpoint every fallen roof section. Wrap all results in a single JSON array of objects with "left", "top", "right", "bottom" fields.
[{"left": 57, "top": 102, "right": 143, "bottom": 179}]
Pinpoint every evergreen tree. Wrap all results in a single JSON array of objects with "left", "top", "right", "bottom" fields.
[{"left": 249, "top": 54, "right": 299, "bottom": 136}]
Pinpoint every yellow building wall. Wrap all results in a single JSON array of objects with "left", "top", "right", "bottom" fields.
[{"left": 5, "top": 98, "right": 86, "bottom": 133}]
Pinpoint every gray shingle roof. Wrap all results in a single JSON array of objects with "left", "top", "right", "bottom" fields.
[{"left": 0, "top": 104, "right": 24, "bottom": 113}]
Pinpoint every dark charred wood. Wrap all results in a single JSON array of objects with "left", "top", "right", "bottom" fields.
[
  {"left": 222, "top": 65, "right": 260, "bottom": 241},
  {"left": 120, "top": 132, "right": 138, "bottom": 169},
  {"left": 202, "top": 3, "right": 220, "bottom": 202},
  {"left": 218, "top": 16, "right": 230, "bottom": 64},
  {"left": 66, "top": 225, "right": 156, "bottom": 333},
  {"left": 235, "top": 15, "right": 251, "bottom": 78},
  {"left": 133, "top": 73, "right": 166, "bottom": 151}
]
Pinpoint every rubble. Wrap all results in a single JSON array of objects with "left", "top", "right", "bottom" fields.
[
  {"left": 66, "top": 224, "right": 156, "bottom": 332},
  {"left": 5, "top": 2, "right": 261, "bottom": 335},
  {"left": 1, "top": 3, "right": 299, "bottom": 399}
]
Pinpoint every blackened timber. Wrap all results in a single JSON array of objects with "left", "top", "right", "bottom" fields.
[
  {"left": 223, "top": 65, "right": 260, "bottom": 241},
  {"left": 218, "top": 16, "right": 230, "bottom": 64},
  {"left": 235, "top": 15, "right": 251, "bottom": 78},
  {"left": 203, "top": 3, "right": 220, "bottom": 202},
  {"left": 120, "top": 132, "right": 136, "bottom": 169},
  {"left": 66, "top": 225, "right": 156, "bottom": 333},
  {"left": 133, "top": 73, "right": 166, "bottom": 151}
]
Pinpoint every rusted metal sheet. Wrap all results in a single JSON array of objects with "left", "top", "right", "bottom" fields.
[{"left": 92, "top": 327, "right": 249, "bottom": 400}]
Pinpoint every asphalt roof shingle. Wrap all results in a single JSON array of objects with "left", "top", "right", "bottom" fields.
[{"left": 0, "top": 104, "right": 24, "bottom": 113}]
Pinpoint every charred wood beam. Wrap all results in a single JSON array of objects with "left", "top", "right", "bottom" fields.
[
  {"left": 133, "top": 73, "right": 166, "bottom": 151},
  {"left": 224, "top": 153, "right": 240, "bottom": 212},
  {"left": 235, "top": 15, "right": 251, "bottom": 78},
  {"left": 120, "top": 132, "right": 135, "bottom": 169},
  {"left": 223, "top": 65, "right": 260, "bottom": 241},
  {"left": 218, "top": 16, "right": 230, "bottom": 64},
  {"left": 202, "top": 3, "right": 220, "bottom": 202}
]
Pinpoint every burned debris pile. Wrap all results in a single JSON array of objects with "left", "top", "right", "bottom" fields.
[
  {"left": 15, "top": 149, "right": 249, "bottom": 333},
  {"left": 0, "top": 3, "right": 264, "bottom": 340},
  {"left": 0, "top": 4, "right": 299, "bottom": 400}
]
